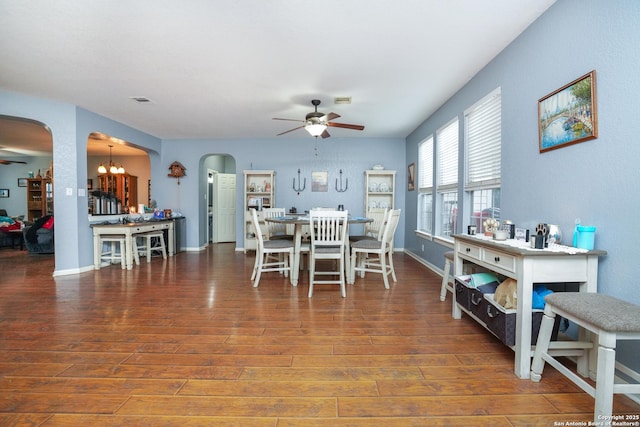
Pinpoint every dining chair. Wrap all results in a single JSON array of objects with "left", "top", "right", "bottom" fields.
[
  {"left": 308, "top": 210, "right": 349, "bottom": 298},
  {"left": 349, "top": 207, "right": 388, "bottom": 243},
  {"left": 350, "top": 209, "right": 401, "bottom": 289},
  {"left": 249, "top": 208, "right": 294, "bottom": 288},
  {"left": 262, "top": 208, "right": 294, "bottom": 240}
]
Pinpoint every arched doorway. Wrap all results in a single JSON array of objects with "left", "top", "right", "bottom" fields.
[
  {"left": 203, "top": 154, "right": 236, "bottom": 245},
  {"left": 0, "top": 115, "right": 53, "bottom": 257}
]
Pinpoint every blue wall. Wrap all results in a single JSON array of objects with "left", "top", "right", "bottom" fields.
[
  {"left": 404, "top": 0, "right": 640, "bottom": 370},
  {"left": 159, "top": 137, "right": 405, "bottom": 249}
]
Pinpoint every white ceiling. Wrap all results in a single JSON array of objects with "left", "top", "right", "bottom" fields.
[{"left": 0, "top": 0, "right": 556, "bottom": 156}]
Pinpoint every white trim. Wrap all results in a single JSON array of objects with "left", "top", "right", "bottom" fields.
[
  {"left": 53, "top": 265, "right": 95, "bottom": 276},
  {"left": 415, "top": 230, "right": 433, "bottom": 241},
  {"left": 404, "top": 249, "right": 444, "bottom": 278},
  {"left": 433, "top": 235, "right": 454, "bottom": 249}
]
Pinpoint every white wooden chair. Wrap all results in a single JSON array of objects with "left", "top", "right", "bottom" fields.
[
  {"left": 249, "top": 208, "right": 294, "bottom": 288},
  {"left": 349, "top": 208, "right": 388, "bottom": 243},
  {"left": 308, "top": 210, "right": 349, "bottom": 298},
  {"left": 262, "top": 208, "right": 293, "bottom": 240},
  {"left": 350, "top": 209, "right": 401, "bottom": 289}
]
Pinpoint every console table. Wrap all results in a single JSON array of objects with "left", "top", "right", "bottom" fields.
[
  {"left": 452, "top": 234, "right": 606, "bottom": 379},
  {"left": 91, "top": 220, "right": 174, "bottom": 270}
]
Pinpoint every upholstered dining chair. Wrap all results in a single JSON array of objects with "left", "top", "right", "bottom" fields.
[
  {"left": 308, "top": 210, "right": 349, "bottom": 298},
  {"left": 249, "top": 208, "right": 294, "bottom": 288},
  {"left": 350, "top": 209, "right": 401, "bottom": 289}
]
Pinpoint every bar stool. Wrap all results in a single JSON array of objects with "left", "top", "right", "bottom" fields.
[
  {"left": 439, "top": 251, "right": 455, "bottom": 301},
  {"left": 99, "top": 234, "right": 126, "bottom": 269},
  {"left": 136, "top": 231, "right": 167, "bottom": 262},
  {"left": 531, "top": 292, "right": 640, "bottom": 423}
]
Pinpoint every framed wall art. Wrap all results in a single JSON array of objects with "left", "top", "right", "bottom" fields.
[
  {"left": 311, "top": 171, "right": 328, "bottom": 192},
  {"left": 17, "top": 178, "right": 28, "bottom": 187},
  {"left": 538, "top": 70, "right": 597, "bottom": 153},
  {"left": 407, "top": 163, "right": 415, "bottom": 191},
  {"left": 0, "top": 189, "right": 9, "bottom": 198}
]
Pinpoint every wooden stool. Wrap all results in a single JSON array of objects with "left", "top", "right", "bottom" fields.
[
  {"left": 99, "top": 235, "right": 126, "bottom": 269},
  {"left": 439, "top": 251, "right": 454, "bottom": 301},
  {"left": 136, "top": 231, "right": 167, "bottom": 262},
  {"left": 531, "top": 292, "right": 640, "bottom": 422}
]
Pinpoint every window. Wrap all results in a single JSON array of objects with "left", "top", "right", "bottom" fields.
[
  {"left": 465, "top": 88, "right": 501, "bottom": 232},
  {"left": 417, "top": 135, "right": 433, "bottom": 234},
  {"left": 436, "top": 119, "right": 459, "bottom": 238}
]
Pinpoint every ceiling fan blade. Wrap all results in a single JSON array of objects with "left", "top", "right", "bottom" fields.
[
  {"left": 0, "top": 159, "right": 27, "bottom": 165},
  {"left": 321, "top": 129, "right": 331, "bottom": 139},
  {"left": 322, "top": 112, "right": 341, "bottom": 122},
  {"left": 276, "top": 126, "right": 304, "bottom": 136},
  {"left": 326, "top": 122, "right": 365, "bottom": 131},
  {"left": 273, "top": 118, "right": 304, "bottom": 123}
]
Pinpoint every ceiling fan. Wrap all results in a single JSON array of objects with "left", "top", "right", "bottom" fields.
[
  {"left": 0, "top": 159, "right": 27, "bottom": 165},
  {"left": 273, "top": 99, "right": 365, "bottom": 139}
]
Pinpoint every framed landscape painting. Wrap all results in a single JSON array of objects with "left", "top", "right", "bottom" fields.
[{"left": 538, "top": 70, "right": 597, "bottom": 153}]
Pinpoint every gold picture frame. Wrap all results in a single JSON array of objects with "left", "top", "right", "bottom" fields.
[{"left": 538, "top": 70, "right": 597, "bottom": 153}]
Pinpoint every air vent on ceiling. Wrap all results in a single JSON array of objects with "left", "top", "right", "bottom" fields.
[
  {"left": 334, "top": 97, "right": 352, "bottom": 105},
  {"left": 130, "top": 96, "right": 153, "bottom": 103}
]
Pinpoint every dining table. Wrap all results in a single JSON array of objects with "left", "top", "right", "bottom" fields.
[{"left": 265, "top": 214, "right": 372, "bottom": 286}]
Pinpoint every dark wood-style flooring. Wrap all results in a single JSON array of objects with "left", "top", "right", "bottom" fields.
[{"left": 0, "top": 244, "right": 638, "bottom": 426}]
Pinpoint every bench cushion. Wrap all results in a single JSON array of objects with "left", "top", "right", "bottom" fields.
[{"left": 545, "top": 292, "right": 640, "bottom": 333}]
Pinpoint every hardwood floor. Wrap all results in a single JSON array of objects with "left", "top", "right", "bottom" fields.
[{"left": 0, "top": 245, "right": 638, "bottom": 426}]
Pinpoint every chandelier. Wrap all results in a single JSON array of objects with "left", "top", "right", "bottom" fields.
[{"left": 97, "top": 144, "right": 125, "bottom": 174}]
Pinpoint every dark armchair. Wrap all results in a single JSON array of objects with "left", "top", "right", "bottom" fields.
[{"left": 24, "top": 215, "right": 54, "bottom": 254}]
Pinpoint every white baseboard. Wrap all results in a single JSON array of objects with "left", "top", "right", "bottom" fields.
[
  {"left": 53, "top": 264, "right": 95, "bottom": 276},
  {"left": 403, "top": 249, "right": 445, "bottom": 278}
]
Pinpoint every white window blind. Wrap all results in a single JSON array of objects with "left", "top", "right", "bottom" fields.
[
  {"left": 418, "top": 135, "right": 433, "bottom": 190},
  {"left": 465, "top": 88, "right": 501, "bottom": 189},
  {"left": 437, "top": 119, "right": 458, "bottom": 189}
]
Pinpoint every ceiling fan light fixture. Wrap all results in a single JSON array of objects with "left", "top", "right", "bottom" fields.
[{"left": 305, "top": 123, "right": 327, "bottom": 137}]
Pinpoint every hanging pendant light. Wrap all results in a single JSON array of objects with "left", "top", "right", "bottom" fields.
[{"left": 97, "top": 144, "right": 125, "bottom": 174}]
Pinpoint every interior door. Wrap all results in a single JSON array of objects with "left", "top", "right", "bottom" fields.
[{"left": 215, "top": 173, "right": 236, "bottom": 243}]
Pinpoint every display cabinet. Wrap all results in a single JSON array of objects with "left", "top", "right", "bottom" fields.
[
  {"left": 26, "top": 178, "right": 53, "bottom": 222},
  {"left": 364, "top": 170, "right": 395, "bottom": 214},
  {"left": 243, "top": 170, "right": 275, "bottom": 251},
  {"left": 96, "top": 173, "right": 138, "bottom": 213}
]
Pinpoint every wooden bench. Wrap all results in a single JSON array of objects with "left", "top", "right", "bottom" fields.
[{"left": 531, "top": 292, "right": 640, "bottom": 422}]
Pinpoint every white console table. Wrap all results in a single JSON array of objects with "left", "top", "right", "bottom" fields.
[
  {"left": 452, "top": 234, "right": 606, "bottom": 379},
  {"left": 91, "top": 220, "right": 175, "bottom": 270}
]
